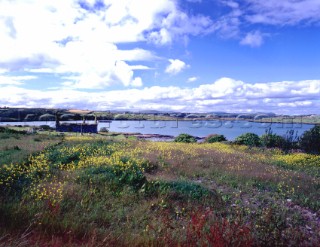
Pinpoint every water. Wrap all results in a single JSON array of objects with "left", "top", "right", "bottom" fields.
[{"left": 0, "top": 120, "right": 314, "bottom": 141}]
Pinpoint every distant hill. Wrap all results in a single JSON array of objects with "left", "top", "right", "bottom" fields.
[{"left": 1, "top": 107, "right": 319, "bottom": 124}]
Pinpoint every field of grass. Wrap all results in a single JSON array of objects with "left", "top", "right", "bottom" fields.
[
  {"left": 0, "top": 128, "right": 62, "bottom": 166},
  {"left": 0, "top": 131, "right": 319, "bottom": 246}
]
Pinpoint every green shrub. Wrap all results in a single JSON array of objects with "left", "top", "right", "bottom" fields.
[
  {"left": 174, "top": 133, "right": 197, "bottom": 143},
  {"left": 78, "top": 162, "right": 146, "bottom": 191},
  {"left": 260, "top": 133, "right": 285, "bottom": 148},
  {"left": 47, "top": 149, "right": 81, "bottom": 165},
  {"left": 99, "top": 127, "right": 109, "bottom": 133},
  {"left": 39, "top": 125, "right": 52, "bottom": 131},
  {"left": 299, "top": 126, "right": 320, "bottom": 154},
  {"left": 205, "top": 134, "right": 227, "bottom": 143},
  {"left": 144, "top": 180, "right": 218, "bottom": 201},
  {"left": 282, "top": 130, "right": 300, "bottom": 151},
  {"left": 234, "top": 133, "right": 260, "bottom": 147},
  {"left": 0, "top": 163, "right": 31, "bottom": 197}
]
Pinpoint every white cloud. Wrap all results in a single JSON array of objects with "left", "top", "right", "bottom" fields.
[
  {"left": 187, "top": 77, "right": 198, "bottom": 83},
  {"left": 0, "top": 69, "right": 8, "bottom": 74},
  {"left": 240, "top": 31, "right": 264, "bottom": 47},
  {"left": 0, "top": 0, "right": 215, "bottom": 89},
  {"left": 131, "top": 77, "right": 143, "bottom": 87},
  {"left": 221, "top": 1, "right": 239, "bottom": 9},
  {"left": 165, "top": 59, "right": 189, "bottom": 75},
  {"left": 244, "top": 0, "right": 320, "bottom": 25},
  {"left": 0, "top": 75, "right": 37, "bottom": 85},
  {"left": 1, "top": 78, "right": 320, "bottom": 114}
]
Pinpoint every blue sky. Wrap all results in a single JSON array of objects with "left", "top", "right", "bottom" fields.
[{"left": 0, "top": 0, "right": 320, "bottom": 114}]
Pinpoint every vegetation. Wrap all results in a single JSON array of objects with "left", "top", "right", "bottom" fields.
[
  {"left": 236, "top": 129, "right": 301, "bottom": 152},
  {"left": 0, "top": 127, "right": 62, "bottom": 166},
  {"left": 260, "top": 129, "right": 286, "bottom": 148},
  {"left": 99, "top": 127, "right": 109, "bottom": 133},
  {"left": 204, "top": 134, "right": 227, "bottom": 143},
  {"left": 256, "top": 115, "right": 320, "bottom": 125},
  {"left": 174, "top": 133, "right": 197, "bottom": 143},
  {"left": 234, "top": 133, "right": 261, "bottom": 147},
  {"left": 0, "top": 127, "right": 319, "bottom": 246},
  {"left": 299, "top": 125, "right": 320, "bottom": 154}
]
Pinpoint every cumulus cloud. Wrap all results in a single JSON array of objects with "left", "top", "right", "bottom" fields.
[
  {"left": 1, "top": 78, "right": 320, "bottom": 114},
  {"left": 0, "top": 0, "right": 215, "bottom": 89},
  {"left": 165, "top": 59, "right": 189, "bottom": 75}
]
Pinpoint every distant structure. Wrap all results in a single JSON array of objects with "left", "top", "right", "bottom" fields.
[{"left": 55, "top": 112, "right": 97, "bottom": 134}]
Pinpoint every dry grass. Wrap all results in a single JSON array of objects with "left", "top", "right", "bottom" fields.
[{"left": 0, "top": 132, "right": 62, "bottom": 165}]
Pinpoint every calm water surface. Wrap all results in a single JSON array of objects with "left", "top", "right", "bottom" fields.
[{"left": 0, "top": 120, "right": 314, "bottom": 141}]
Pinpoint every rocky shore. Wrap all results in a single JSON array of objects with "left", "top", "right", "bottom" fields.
[{"left": 119, "top": 132, "right": 204, "bottom": 141}]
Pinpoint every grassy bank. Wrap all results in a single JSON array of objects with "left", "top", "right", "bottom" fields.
[{"left": 0, "top": 131, "right": 319, "bottom": 246}]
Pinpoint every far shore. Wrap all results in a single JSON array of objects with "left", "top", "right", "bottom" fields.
[{"left": 0, "top": 117, "right": 319, "bottom": 125}]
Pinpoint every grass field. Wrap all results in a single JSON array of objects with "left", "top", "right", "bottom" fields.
[
  {"left": 0, "top": 130, "right": 319, "bottom": 246},
  {"left": 0, "top": 128, "right": 62, "bottom": 165}
]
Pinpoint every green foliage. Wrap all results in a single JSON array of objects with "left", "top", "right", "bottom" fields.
[
  {"left": 299, "top": 125, "right": 320, "bottom": 154},
  {"left": 144, "top": 180, "right": 217, "bottom": 201},
  {"left": 78, "top": 164, "right": 146, "bottom": 192},
  {"left": 260, "top": 128, "right": 299, "bottom": 151},
  {"left": 99, "top": 127, "right": 109, "bottom": 133},
  {"left": 174, "top": 133, "right": 197, "bottom": 143},
  {"left": 260, "top": 133, "right": 285, "bottom": 148},
  {"left": 0, "top": 127, "right": 27, "bottom": 135},
  {"left": 234, "top": 133, "right": 261, "bottom": 147},
  {"left": 47, "top": 148, "right": 81, "bottom": 165},
  {"left": 282, "top": 130, "right": 300, "bottom": 151},
  {"left": 205, "top": 134, "right": 227, "bottom": 143},
  {"left": 0, "top": 162, "right": 31, "bottom": 197},
  {"left": 39, "top": 125, "right": 52, "bottom": 131}
]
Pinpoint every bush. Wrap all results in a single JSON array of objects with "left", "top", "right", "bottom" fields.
[
  {"left": 99, "top": 127, "right": 109, "bottom": 133},
  {"left": 79, "top": 162, "right": 146, "bottom": 191},
  {"left": 205, "top": 134, "right": 227, "bottom": 143},
  {"left": 260, "top": 133, "right": 285, "bottom": 148},
  {"left": 174, "top": 133, "right": 197, "bottom": 143},
  {"left": 278, "top": 130, "right": 300, "bottom": 152},
  {"left": 299, "top": 126, "right": 320, "bottom": 154},
  {"left": 234, "top": 133, "right": 260, "bottom": 147},
  {"left": 39, "top": 125, "right": 52, "bottom": 131},
  {"left": 144, "top": 180, "right": 218, "bottom": 201}
]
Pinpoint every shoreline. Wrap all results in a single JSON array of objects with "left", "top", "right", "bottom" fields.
[
  {"left": 0, "top": 118, "right": 318, "bottom": 125},
  {"left": 119, "top": 132, "right": 205, "bottom": 141}
]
